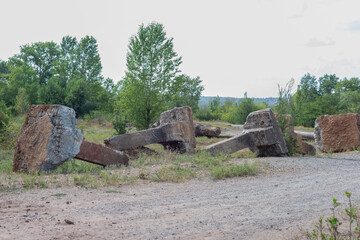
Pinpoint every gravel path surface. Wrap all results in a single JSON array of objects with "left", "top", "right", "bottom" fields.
[{"left": 1, "top": 152, "right": 360, "bottom": 240}]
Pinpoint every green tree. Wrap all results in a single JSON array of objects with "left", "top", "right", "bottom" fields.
[
  {"left": 17, "top": 41, "right": 61, "bottom": 86},
  {"left": 15, "top": 88, "right": 30, "bottom": 114},
  {"left": 170, "top": 74, "right": 204, "bottom": 112},
  {"left": 120, "top": 23, "right": 182, "bottom": 129},
  {"left": 0, "top": 60, "right": 9, "bottom": 104},
  {"left": 236, "top": 98, "right": 260, "bottom": 124},
  {"left": 318, "top": 74, "right": 338, "bottom": 95},
  {"left": 0, "top": 100, "right": 9, "bottom": 133}
]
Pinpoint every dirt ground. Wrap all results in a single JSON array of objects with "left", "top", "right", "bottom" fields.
[{"left": 1, "top": 151, "right": 360, "bottom": 240}]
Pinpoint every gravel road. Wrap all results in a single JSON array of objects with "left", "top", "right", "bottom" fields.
[{"left": 1, "top": 152, "right": 360, "bottom": 240}]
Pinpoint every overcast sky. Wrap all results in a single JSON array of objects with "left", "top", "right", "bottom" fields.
[{"left": 1, "top": 0, "right": 360, "bottom": 98}]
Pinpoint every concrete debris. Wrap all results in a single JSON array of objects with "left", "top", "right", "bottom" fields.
[
  {"left": 315, "top": 113, "right": 360, "bottom": 152},
  {"left": 204, "top": 108, "right": 288, "bottom": 157},
  {"left": 194, "top": 124, "right": 221, "bottom": 138},
  {"left": 105, "top": 107, "right": 196, "bottom": 154},
  {"left": 13, "top": 105, "right": 128, "bottom": 173}
]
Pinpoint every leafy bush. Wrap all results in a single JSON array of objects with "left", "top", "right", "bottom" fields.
[
  {"left": 112, "top": 113, "right": 127, "bottom": 135},
  {"left": 0, "top": 115, "right": 24, "bottom": 150},
  {"left": 300, "top": 192, "right": 360, "bottom": 240},
  {"left": 195, "top": 105, "right": 213, "bottom": 121},
  {"left": 0, "top": 101, "right": 9, "bottom": 133}
]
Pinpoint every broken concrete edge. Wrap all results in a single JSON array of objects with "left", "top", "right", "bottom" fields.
[
  {"left": 203, "top": 108, "right": 288, "bottom": 157},
  {"left": 75, "top": 140, "right": 129, "bottom": 167},
  {"left": 314, "top": 113, "right": 360, "bottom": 152},
  {"left": 104, "top": 123, "right": 186, "bottom": 151},
  {"left": 194, "top": 123, "right": 221, "bottom": 138},
  {"left": 13, "top": 105, "right": 84, "bottom": 173},
  {"left": 13, "top": 104, "right": 129, "bottom": 173},
  {"left": 105, "top": 106, "right": 196, "bottom": 154},
  {"left": 243, "top": 108, "right": 288, "bottom": 156}
]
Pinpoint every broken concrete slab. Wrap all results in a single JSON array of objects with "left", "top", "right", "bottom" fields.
[
  {"left": 75, "top": 140, "right": 128, "bottom": 166},
  {"left": 13, "top": 105, "right": 84, "bottom": 172},
  {"left": 105, "top": 106, "right": 196, "bottom": 154},
  {"left": 204, "top": 108, "right": 288, "bottom": 157},
  {"left": 13, "top": 105, "right": 129, "bottom": 173},
  {"left": 194, "top": 124, "right": 221, "bottom": 138},
  {"left": 315, "top": 113, "right": 360, "bottom": 152}
]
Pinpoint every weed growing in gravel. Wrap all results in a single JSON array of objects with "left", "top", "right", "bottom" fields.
[
  {"left": 297, "top": 192, "right": 360, "bottom": 240},
  {"left": 105, "top": 190, "right": 122, "bottom": 194},
  {"left": 51, "top": 193, "right": 67, "bottom": 197},
  {"left": 152, "top": 164, "right": 196, "bottom": 182},
  {"left": 210, "top": 161, "right": 258, "bottom": 180}
]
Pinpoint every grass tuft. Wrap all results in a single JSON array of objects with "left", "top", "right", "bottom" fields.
[
  {"left": 152, "top": 164, "right": 196, "bottom": 182},
  {"left": 210, "top": 161, "right": 258, "bottom": 180}
]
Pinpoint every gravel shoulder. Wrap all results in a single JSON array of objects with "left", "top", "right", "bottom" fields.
[{"left": 1, "top": 151, "right": 360, "bottom": 240}]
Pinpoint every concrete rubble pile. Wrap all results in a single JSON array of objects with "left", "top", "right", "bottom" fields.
[
  {"left": 15, "top": 104, "right": 360, "bottom": 174},
  {"left": 204, "top": 108, "right": 288, "bottom": 156},
  {"left": 13, "top": 105, "right": 128, "bottom": 173},
  {"left": 105, "top": 106, "right": 196, "bottom": 154}
]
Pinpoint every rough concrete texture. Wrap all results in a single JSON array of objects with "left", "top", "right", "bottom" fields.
[
  {"left": 205, "top": 108, "right": 288, "bottom": 156},
  {"left": 159, "top": 107, "right": 196, "bottom": 153},
  {"left": 75, "top": 140, "right": 128, "bottom": 166},
  {"left": 13, "top": 105, "right": 83, "bottom": 172},
  {"left": 194, "top": 124, "right": 221, "bottom": 138},
  {"left": 105, "top": 106, "right": 196, "bottom": 154},
  {"left": 315, "top": 113, "right": 360, "bottom": 152}
]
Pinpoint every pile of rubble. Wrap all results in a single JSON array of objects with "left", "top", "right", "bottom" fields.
[{"left": 12, "top": 104, "right": 360, "bottom": 173}]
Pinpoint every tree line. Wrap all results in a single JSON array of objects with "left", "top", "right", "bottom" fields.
[
  {"left": 0, "top": 23, "right": 204, "bottom": 133},
  {"left": 276, "top": 74, "right": 360, "bottom": 127},
  {"left": 0, "top": 22, "right": 359, "bottom": 136}
]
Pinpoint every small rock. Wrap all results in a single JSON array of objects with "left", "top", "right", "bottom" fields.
[{"left": 64, "top": 219, "right": 74, "bottom": 225}]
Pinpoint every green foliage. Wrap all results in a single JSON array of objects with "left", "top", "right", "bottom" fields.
[
  {"left": 195, "top": 105, "right": 213, "bottom": 121},
  {"left": 0, "top": 101, "right": 9, "bottom": 133},
  {"left": 112, "top": 112, "right": 127, "bottom": 135},
  {"left": 14, "top": 88, "right": 30, "bottom": 114},
  {"left": 119, "top": 22, "right": 182, "bottom": 129},
  {"left": 196, "top": 97, "right": 266, "bottom": 124},
  {"left": 275, "top": 79, "right": 298, "bottom": 155},
  {"left": 0, "top": 149, "right": 13, "bottom": 173},
  {"left": 170, "top": 74, "right": 204, "bottom": 111},
  {"left": 292, "top": 74, "right": 360, "bottom": 127},
  {"left": 210, "top": 161, "right": 258, "bottom": 180},
  {"left": 0, "top": 35, "right": 114, "bottom": 117},
  {"left": 0, "top": 115, "right": 25, "bottom": 150},
  {"left": 152, "top": 164, "right": 196, "bottom": 182},
  {"left": 301, "top": 192, "right": 360, "bottom": 240}
]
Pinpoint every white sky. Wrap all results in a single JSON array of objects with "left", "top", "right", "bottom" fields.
[{"left": 1, "top": 0, "right": 360, "bottom": 98}]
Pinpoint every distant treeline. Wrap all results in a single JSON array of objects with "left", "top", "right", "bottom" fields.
[{"left": 199, "top": 96, "right": 277, "bottom": 107}]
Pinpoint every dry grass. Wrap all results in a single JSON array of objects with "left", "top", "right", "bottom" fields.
[{"left": 0, "top": 118, "right": 261, "bottom": 191}]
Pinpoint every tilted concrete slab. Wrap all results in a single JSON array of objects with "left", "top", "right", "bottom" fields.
[
  {"left": 75, "top": 140, "right": 128, "bottom": 167},
  {"left": 204, "top": 108, "right": 288, "bottom": 156},
  {"left": 105, "top": 106, "right": 196, "bottom": 154}
]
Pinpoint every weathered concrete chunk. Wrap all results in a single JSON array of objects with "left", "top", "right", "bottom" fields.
[
  {"left": 315, "top": 113, "right": 360, "bottom": 152},
  {"left": 13, "top": 105, "right": 84, "bottom": 172},
  {"left": 204, "top": 108, "right": 288, "bottom": 156},
  {"left": 105, "top": 106, "right": 196, "bottom": 154},
  {"left": 75, "top": 140, "right": 128, "bottom": 166},
  {"left": 13, "top": 105, "right": 129, "bottom": 173},
  {"left": 194, "top": 124, "right": 221, "bottom": 138}
]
